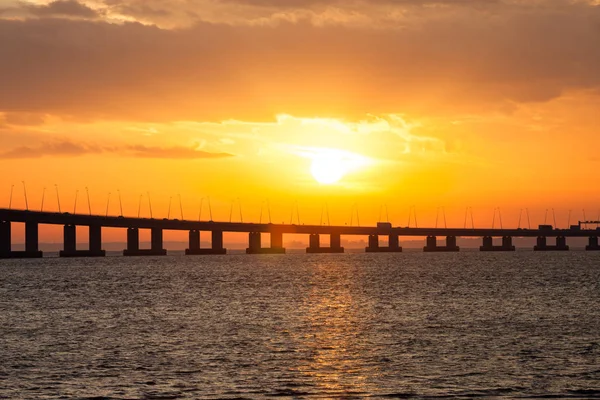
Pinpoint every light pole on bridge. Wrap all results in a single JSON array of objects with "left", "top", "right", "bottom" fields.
[
  {"left": 21, "top": 181, "right": 29, "bottom": 211},
  {"left": 41, "top": 187, "right": 46, "bottom": 212},
  {"left": 8, "top": 184, "right": 13, "bottom": 210},
  {"left": 55, "top": 184, "right": 61, "bottom": 213},
  {"left": 73, "top": 189, "right": 79, "bottom": 214}
]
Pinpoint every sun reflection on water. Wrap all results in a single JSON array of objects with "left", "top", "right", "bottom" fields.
[{"left": 291, "top": 261, "right": 376, "bottom": 396}]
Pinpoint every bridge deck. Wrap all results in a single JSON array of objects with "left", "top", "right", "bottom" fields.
[{"left": 1, "top": 209, "right": 598, "bottom": 237}]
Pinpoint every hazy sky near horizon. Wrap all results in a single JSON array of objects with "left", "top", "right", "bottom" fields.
[{"left": 1, "top": 0, "right": 600, "bottom": 233}]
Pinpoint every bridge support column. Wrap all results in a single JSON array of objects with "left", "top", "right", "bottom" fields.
[
  {"left": 534, "top": 236, "right": 569, "bottom": 251},
  {"left": 271, "top": 232, "right": 284, "bottom": 250},
  {"left": 123, "top": 228, "right": 139, "bottom": 256},
  {"left": 556, "top": 236, "right": 569, "bottom": 250},
  {"left": 502, "top": 236, "right": 515, "bottom": 250},
  {"left": 0, "top": 221, "right": 11, "bottom": 257},
  {"left": 65, "top": 224, "right": 76, "bottom": 252},
  {"left": 60, "top": 225, "right": 106, "bottom": 257},
  {"left": 534, "top": 236, "right": 546, "bottom": 250},
  {"left": 480, "top": 236, "right": 493, "bottom": 251},
  {"left": 126, "top": 228, "right": 139, "bottom": 252},
  {"left": 307, "top": 234, "right": 319, "bottom": 253},
  {"left": 586, "top": 236, "right": 600, "bottom": 251},
  {"left": 188, "top": 230, "right": 200, "bottom": 251},
  {"left": 366, "top": 234, "right": 378, "bottom": 251},
  {"left": 424, "top": 235, "right": 459, "bottom": 252},
  {"left": 246, "top": 232, "right": 285, "bottom": 254},
  {"left": 480, "top": 236, "right": 515, "bottom": 251},
  {"left": 424, "top": 236, "right": 437, "bottom": 252},
  {"left": 306, "top": 233, "right": 344, "bottom": 253},
  {"left": 0, "top": 221, "right": 42, "bottom": 259},
  {"left": 0, "top": 221, "right": 42, "bottom": 258},
  {"left": 12, "top": 222, "right": 44, "bottom": 258},
  {"left": 186, "top": 229, "right": 227, "bottom": 255},
  {"left": 60, "top": 224, "right": 76, "bottom": 256},
  {"left": 26, "top": 222, "right": 41, "bottom": 254},
  {"left": 389, "top": 235, "right": 398, "bottom": 248},
  {"left": 211, "top": 230, "right": 227, "bottom": 254},
  {"left": 330, "top": 233, "right": 343, "bottom": 252},
  {"left": 365, "top": 234, "right": 402, "bottom": 253},
  {"left": 89, "top": 225, "right": 105, "bottom": 256},
  {"left": 150, "top": 228, "right": 167, "bottom": 255},
  {"left": 246, "top": 232, "right": 261, "bottom": 254},
  {"left": 124, "top": 227, "right": 166, "bottom": 256}
]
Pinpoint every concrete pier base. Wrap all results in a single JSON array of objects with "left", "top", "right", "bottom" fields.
[
  {"left": 246, "top": 247, "right": 286, "bottom": 254},
  {"left": 0, "top": 251, "right": 43, "bottom": 259},
  {"left": 424, "top": 236, "right": 460, "bottom": 252},
  {"left": 185, "top": 248, "right": 227, "bottom": 255},
  {"left": 534, "top": 236, "right": 569, "bottom": 251},
  {"left": 480, "top": 236, "right": 516, "bottom": 252},
  {"left": 366, "top": 247, "right": 403, "bottom": 253},
  {"left": 307, "top": 247, "right": 344, "bottom": 254},
  {"left": 123, "top": 249, "right": 168, "bottom": 256},
  {"left": 59, "top": 250, "right": 106, "bottom": 257}
]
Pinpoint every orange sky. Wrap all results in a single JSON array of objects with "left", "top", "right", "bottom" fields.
[{"left": 2, "top": 0, "right": 600, "bottom": 241}]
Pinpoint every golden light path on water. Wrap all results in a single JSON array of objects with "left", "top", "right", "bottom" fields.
[{"left": 294, "top": 261, "right": 374, "bottom": 395}]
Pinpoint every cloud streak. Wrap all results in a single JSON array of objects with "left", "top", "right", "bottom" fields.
[{"left": 0, "top": 140, "right": 234, "bottom": 159}]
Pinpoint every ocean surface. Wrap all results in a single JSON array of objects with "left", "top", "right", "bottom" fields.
[{"left": 1, "top": 251, "right": 599, "bottom": 399}]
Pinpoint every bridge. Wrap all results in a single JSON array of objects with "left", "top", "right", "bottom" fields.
[{"left": 1, "top": 208, "right": 600, "bottom": 258}]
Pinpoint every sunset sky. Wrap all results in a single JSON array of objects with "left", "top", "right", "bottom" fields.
[{"left": 2, "top": 0, "right": 600, "bottom": 238}]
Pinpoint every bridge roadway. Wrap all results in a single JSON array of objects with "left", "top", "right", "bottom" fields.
[
  {"left": 1, "top": 208, "right": 598, "bottom": 237},
  {"left": 1, "top": 208, "right": 600, "bottom": 257}
]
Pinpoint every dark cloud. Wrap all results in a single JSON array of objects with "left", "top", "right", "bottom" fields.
[
  {"left": 0, "top": 1, "right": 599, "bottom": 121},
  {"left": 0, "top": 140, "right": 234, "bottom": 159},
  {"left": 0, "top": 141, "right": 99, "bottom": 158},
  {"left": 25, "top": 0, "right": 100, "bottom": 18},
  {"left": 3, "top": 112, "right": 47, "bottom": 126}
]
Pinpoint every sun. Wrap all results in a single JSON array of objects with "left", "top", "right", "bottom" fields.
[
  {"left": 307, "top": 148, "right": 370, "bottom": 185},
  {"left": 310, "top": 155, "right": 347, "bottom": 184}
]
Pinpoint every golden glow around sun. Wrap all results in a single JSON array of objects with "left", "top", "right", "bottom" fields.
[{"left": 303, "top": 147, "right": 370, "bottom": 185}]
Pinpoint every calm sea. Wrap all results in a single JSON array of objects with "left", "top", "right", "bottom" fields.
[{"left": 1, "top": 252, "right": 599, "bottom": 399}]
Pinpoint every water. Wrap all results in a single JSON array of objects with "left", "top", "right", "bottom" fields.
[{"left": 1, "top": 251, "right": 599, "bottom": 399}]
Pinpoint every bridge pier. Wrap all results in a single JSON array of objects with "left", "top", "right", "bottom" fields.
[
  {"left": 586, "top": 236, "right": 600, "bottom": 251},
  {"left": 59, "top": 224, "right": 106, "bottom": 257},
  {"left": 3, "top": 221, "right": 44, "bottom": 258},
  {"left": 424, "top": 236, "right": 460, "bottom": 252},
  {"left": 306, "top": 233, "right": 344, "bottom": 253},
  {"left": 124, "top": 227, "right": 167, "bottom": 256},
  {"left": 185, "top": 229, "right": 227, "bottom": 255},
  {"left": 366, "top": 234, "right": 403, "bottom": 253},
  {"left": 212, "top": 230, "right": 226, "bottom": 254},
  {"left": 246, "top": 232, "right": 285, "bottom": 254},
  {"left": 534, "top": 236, "right": 569, "bottom": 251},
  {"left": 480, "top": 236, "right": 516, "bottom": 251},
  {"left": 1, "top": 221, "right": 43, "bottom": 258},
  {"left": 0, "top": 221, "right": 11, "bottom": 257}
]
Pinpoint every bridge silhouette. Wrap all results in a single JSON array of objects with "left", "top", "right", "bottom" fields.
[{"left": 1, "top": 207, "right": 600, "bottom": 258}]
